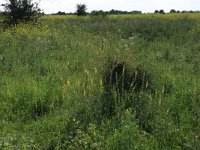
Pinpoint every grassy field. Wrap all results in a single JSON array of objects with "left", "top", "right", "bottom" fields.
[{"left": 0, "top": 14, "right": 200, "bottom": 149}]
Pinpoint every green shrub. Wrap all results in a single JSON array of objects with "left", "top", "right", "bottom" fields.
[{"left": 2, "top": 0, "right": 41, "bottom": 27}]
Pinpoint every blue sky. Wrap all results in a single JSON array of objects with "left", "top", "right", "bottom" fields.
[{"left": 0, "top": 0, "right": 199, "bottom": 13}]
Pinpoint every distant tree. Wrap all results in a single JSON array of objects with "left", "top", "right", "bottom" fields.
[
  {"left": 182, "top": 10, "right": 187, "bottom": 13},
  {"left": 194, "top": 11, "right": 200, "bottom": 13},
  {"left": 1, "top": 0, "right": 41, "bottom": 26},
  {"left": 159, "top": 10, "right": 165, "bottom": 14},
  {"left": 131, "top": 10, "right": 142, "bottom": 14},
  {"left": 188, "top": 10, "right": 194, "bottom": 13},
  {"left": 109, "top": 9, "right": 124, "bottom": 14},
  {"left": 154, "top": 9, "right": 165, "bottom": 14},
  {"left": 90, "top": 10, "right": 107, "bottom": 17},
  {"left": 181, "top": 10, "right": 195, "bottom": 13},
  {"left": 154, "top": 10, "right": 159, "bottom": 13},
  {"left": 170, "top": 9, "right": 176, "bottom": 13},
  {"left": 57, "top": 11, "right": 66, "bottom": 15},
  {"left": 76, "top": 4, "right": 87, "bottom": 16}
]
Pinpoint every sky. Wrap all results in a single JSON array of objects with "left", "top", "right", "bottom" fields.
[{"left": 0, "top": 0, "right": 199, "bottom": 14}]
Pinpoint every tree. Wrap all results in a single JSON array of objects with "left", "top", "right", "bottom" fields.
[
  {"left": 154, "top": 10, "right": 159, "bottom": 13},
  {"left": 90, "top": 10, "right": 107, "bottom": 17},
  {"left": 76, "top": 4, "right": 87, "bottom": 16},
  {"left": 159, "top": 10, "right": 165, "bottom": 14},
  {"left": 57, "top": 11, "right": 66, "bottom": 15},
  {"left": 170, "top": 9, "right": 176, "bottom": 13},
  {"left": 131, "top": 10, "right": 142, "bottom": 14},
  {"left": 2, "top": 0, "right": 41, "bottom": 26},
  {"left": 154, "top": 10, "right": 165, "bottom": 14}
]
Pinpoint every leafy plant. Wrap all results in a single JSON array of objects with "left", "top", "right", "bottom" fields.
[
  {"left": 76, "top": 4, "right": 87, "bottom": 16},
  {"left": 2, "top": 0, "right": 41, "bottom": 26}
]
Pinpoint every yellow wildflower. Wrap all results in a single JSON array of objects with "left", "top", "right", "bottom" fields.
[{"left": 66, "top": 80, "right": 71, "bottom": 87}]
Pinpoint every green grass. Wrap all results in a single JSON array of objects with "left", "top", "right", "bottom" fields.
[{"left": 0, "top": 14, "right": 200, "bottom": 149}]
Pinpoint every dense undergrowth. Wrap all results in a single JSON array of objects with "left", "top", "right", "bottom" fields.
[{"left": 0, "top": 14, "right": 200, "bottom": 149}]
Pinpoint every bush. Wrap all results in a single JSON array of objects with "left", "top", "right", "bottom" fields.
[{"left": 2, "top": 0, "right": 41, "bottom": 26}]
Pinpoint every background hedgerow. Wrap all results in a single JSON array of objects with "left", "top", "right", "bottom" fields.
[{"left": 0, "top": 14, "right": 200, "bottom": 149}]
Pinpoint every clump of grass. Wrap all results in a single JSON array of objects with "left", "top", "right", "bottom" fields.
[
  {"left": 103, "top": 60, "right": 152, "bottom": 93},
  {"left": 30, "top": 98, "right": 62, "bottom": 120},
  {"left": 101, "top": 59, "right": 153, "bottom": 117}
]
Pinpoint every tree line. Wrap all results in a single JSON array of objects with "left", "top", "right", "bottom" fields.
[
  {"left": 154, "top": 9, "right": 200, "bottom": 14},
  {"left": 49, "top": 8, "right": 200, "bottom": 16},
  {"left": 52, "top": 9, "right": 142, "bottom": 16},
  {"left": 1, "top": 0, "right": 200, "bottom": 27}
]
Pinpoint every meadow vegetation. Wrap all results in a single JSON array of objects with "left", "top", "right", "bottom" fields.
[{"left": 0, "top": 13, "right": 200, "bottom": 149}]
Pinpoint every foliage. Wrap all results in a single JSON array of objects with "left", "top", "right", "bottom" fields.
[
  {"left": 90, "top": 10, "right": 107, "bottom": 17},
  {"left": 56, "top": 11, "right": 66, "bottom": 15},
  {"left": 170, "top": 9, "right": 177, "bottom": 13},
  {"left": 2, "top": 0, "right": 41, "bottom": 26},
  {"left": 76, "top": 4, "right": 87, "bottom": 16},
  {"left": 154, "top": 9, "right": 165, "bottom": 14},
  {"left": 109, "top": 9, "right": 142, "bottom": 15}
]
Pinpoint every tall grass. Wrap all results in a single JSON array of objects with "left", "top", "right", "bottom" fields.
[{"left": 0, "top": 14, "right": 200, "bottom": 149}]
